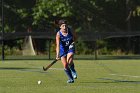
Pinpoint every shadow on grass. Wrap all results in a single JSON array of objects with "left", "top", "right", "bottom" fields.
[
  {"left": 0, "top": 67, "right": 31, "bottom": 70},
  {"left": 97, "top": 78, "right": 140, "bottom": 84},
  {"left": 80, "top": 78, "right": 140, "bottom": 84},
  {"left": 0, "top": 67, "right": 47, "bottom": 73}
]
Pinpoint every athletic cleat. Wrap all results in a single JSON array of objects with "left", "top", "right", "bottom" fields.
[{"left": 67, "top": 79, "right": 74, "bottom": 83}]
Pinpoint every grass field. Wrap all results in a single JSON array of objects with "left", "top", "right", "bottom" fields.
[{"left": 0, "top": 59, "right": 140, "bottom": 93}]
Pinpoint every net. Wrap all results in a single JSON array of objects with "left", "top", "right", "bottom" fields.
[{"left": 22, "top": 36, "right": 36, "bottom": 56}]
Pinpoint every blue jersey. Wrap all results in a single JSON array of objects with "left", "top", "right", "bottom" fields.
[{"left": 59, "top": 29, "right": 74, "bottom": 56}]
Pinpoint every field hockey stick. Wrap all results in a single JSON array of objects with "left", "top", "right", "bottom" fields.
[{"left": 43, "top": 42, "right": 74, "bottom": 71}]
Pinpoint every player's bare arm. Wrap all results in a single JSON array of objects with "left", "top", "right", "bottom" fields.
[{"left": 56, "top": 32, "right": 60, "bottom": 60}]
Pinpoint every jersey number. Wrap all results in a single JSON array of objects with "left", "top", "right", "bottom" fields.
[{"left": 65, "top": 41, "right": 69, "bottom": 46}]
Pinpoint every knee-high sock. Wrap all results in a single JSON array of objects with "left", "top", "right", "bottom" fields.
[
  {"left": 64, "top": 68, "right": 73, "bottom": 80},
  {"left": 69, "top": 63, "right": 76, "bottom": 74}
]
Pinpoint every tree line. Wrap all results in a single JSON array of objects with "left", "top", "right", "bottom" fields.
[{"left": 0, "top": 0, "right": 140, "bottom": 55}]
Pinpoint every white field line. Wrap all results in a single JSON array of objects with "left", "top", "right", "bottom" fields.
[
  {"left": 110, "top": 74, "right": 140, "bottom": 78},
  {"left": 49, "top": 68, "right": 63, "bottom": 70}
]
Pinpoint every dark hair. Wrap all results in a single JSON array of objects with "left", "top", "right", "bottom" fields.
[{"left": 58, "top": 19, "right": 67, "bottom": 26}]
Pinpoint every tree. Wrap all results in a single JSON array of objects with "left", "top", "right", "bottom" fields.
[
  {"left": 1, "top": 0, "right": 140, "bottom": 55},
  {"left": 0, "top": 0, "right": 36, "bottom": 32}
]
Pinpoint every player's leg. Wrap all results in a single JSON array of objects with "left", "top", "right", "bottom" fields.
[
  {"left": 61, "top": 56, "right": 74, "bottom": 83},
  {"left": 67, "top": 52, "right": 77, "bottom": 79}
]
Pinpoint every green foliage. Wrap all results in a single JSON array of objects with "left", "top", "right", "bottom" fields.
[
  {"left": 0, "top": 46, "right": 22, "bottom": 55},
  {"left": 32, "top": 0, "right": 72, "bottom": 25},
  {"left": 98, "top": 47, "right": 108, "bottom": 55},
  {"left": 1, "top": 0, "right": 140, "bottom": 55},
  {"left": 1, "top": 0, "right": 140, "bottom": 31},
  {"left": 133, "top": 6, "right": 140, "bottom": 16}
]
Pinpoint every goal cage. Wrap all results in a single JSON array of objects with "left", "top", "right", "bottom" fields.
[{"left": 22, "top": 36, "right": 36, "bottom": 56}]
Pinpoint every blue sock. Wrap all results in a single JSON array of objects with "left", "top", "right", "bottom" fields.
[
  {"left": 69, "top": 63, "right": 77, "bottom": 79},
  {"left": 64, "top": 68, "right": 73, "bottom": 80},
  {"left": 69, "top": 64, "right": 76, "bottom": 73}
]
